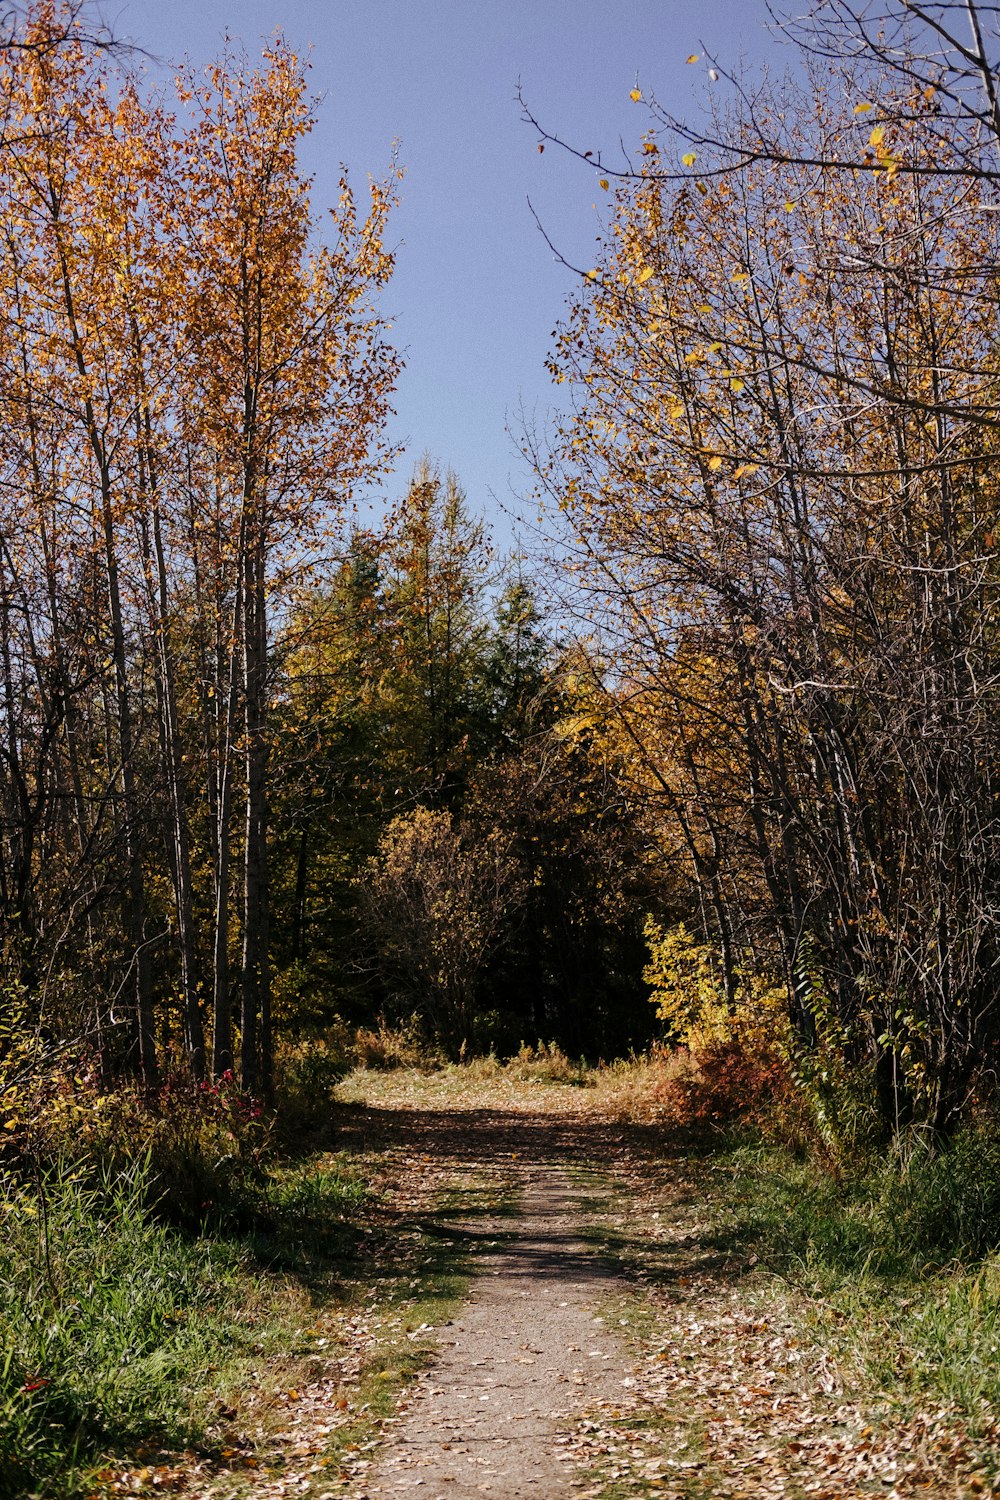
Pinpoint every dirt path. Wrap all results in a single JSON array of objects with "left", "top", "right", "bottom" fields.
[
  {"left": 360, "top": 1163, "right": 629, "bottom": 1498},
  {"left": 330, "top": 1074, "right": 997, "bottom": 1500}
]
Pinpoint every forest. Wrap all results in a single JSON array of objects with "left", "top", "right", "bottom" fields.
[{"left": 6, "top": 1, "right": 1000, "bottom": 1496}]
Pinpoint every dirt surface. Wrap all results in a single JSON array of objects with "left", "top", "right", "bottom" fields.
[
  {"left": 331, "top": 1075, "right": 1000, "bottom": 1500},
  {"left": 360, "top": 1163, "right": 629, "bottom": 1498}
]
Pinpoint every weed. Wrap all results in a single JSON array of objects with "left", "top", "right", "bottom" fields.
[
  {"left": 717, "top": 1120, "right": 1000, "bottom": 1430},
  {"left": 272, "top": 1036, "right": 350, "bottom": 1140},
  {"left": 350, "top": 1017, "right": 442, "bottom": 1073},
  {"left": 505, "top": 1041, "right": 590, "bottom": 1085}
]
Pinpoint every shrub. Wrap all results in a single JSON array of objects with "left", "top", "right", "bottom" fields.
[
  {"left": 360, "top": 807, "right": 521, "bottom": 1056},
  {"left": 650, "top": 1032, "right": 798, "bottom": 1132},
  {"left": 273, "top": 1031, "right": 351, "bottom": 1138},
  {"left": 350, "top": 1017, "right": 442, "bottom": 1072},
  {"left": 26, "top": 1065, "right": 271, "bottom": 1227},
  {"left": 644, "top": 921, "right": 801, "bottom": 1135},
  {"left": 644, "top": 920, "right": 730, "bottom": 1050},
  {"left": 505, "top": 1041, "right": 589, "bottom": 1085}
]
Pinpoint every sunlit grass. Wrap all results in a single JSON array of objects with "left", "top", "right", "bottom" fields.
[{"left": 0, "top": 1157, "right": 255, "bottom": 1496}]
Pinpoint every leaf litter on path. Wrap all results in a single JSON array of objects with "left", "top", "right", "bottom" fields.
[{"left": 574, "top": 1146, "right": 1000, "bottom": 1499}]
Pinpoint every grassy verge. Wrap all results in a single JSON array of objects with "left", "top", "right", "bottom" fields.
[
  {"left": 568, "top": 1167, "right": 723, "bottom": 1499},
  {"left": 715, "top": 1134, "right": 1000, "bottom": 1434},
  {"left": 0, "top": 1151, "right": 371, "bottom": 1500},
  {"left": 569, "top": 1127, "right": 1000, "bottom": 1498}
]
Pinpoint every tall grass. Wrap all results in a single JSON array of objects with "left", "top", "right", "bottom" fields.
[
  {"left": 0, "top": 1156, "right": 252, "bottom": 1497},
  {"left": 721, "top": 1117, "right": 1000, "bottom": 1426}
]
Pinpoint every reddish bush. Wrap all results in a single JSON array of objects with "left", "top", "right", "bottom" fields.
[
  {"left": 24, "top": 1062, "right": 272, "bottom": 1224},
  {"left": 652, "top": 1033, "right": 798, "bottom": 1133}
]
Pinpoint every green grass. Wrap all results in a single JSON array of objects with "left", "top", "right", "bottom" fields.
[
  {"left": 0, "top": 1157, "right": 251, "bottom": 1498},
  {"left": 568, "top": 1126, "right": 1000, "bottom": 1496},
  {"left": 0, "top": 1150, "right": 377, "bottom": 1500},
  {"left": 0, "top": 1129, "right": 520, "bottom": 1500},
  {"left": 714, "top": 1127, "right": 1000, "bottom": 1433}
]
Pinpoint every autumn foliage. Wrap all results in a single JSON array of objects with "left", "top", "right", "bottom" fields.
[
  {"left": 542, "top": 16, "right": 1000, "bottom": 1139},
  {"left": 0, "top": 3, "right": 398, "bottom": 1097}
]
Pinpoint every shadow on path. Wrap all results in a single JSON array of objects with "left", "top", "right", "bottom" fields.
[{"left": 334, "top": 1099, "right": 688, "bottom": 1174}]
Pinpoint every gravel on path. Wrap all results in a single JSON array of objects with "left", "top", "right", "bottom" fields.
[{"left": 360, "top": 1163, "right": 632, "bottom": 1500}]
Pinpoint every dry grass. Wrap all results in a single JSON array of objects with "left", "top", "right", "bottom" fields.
[{"left": 334, "top": 1051, "right": 682, "bottom": 1120}]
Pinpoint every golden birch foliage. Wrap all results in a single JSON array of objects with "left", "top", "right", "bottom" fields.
[
  {"left": 644, "top": 919, "right": 728, "bottom": 1047},
  {"left": 545, "top": 68, "right": 1000, "bottom": 1128},
  {"left": 169, "top": 40, "right": 399, "bottom": 567},
  {"left": 0, "top": 4, "right": 400, "bottom": 1077},
  {"left": 545, "top": 77, "right": 1000, "bottom": 781}
]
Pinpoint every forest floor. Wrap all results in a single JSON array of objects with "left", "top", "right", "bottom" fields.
[{"left": 91, "top": 1068, "right": 998, "bottom": 1500}]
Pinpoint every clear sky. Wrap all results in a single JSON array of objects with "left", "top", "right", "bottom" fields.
[{"left": 116, "top": 0, "right": 771, "bottom": 542}]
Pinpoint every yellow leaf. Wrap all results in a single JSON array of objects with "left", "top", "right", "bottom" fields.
[
  {"left": 586, "top": 268, "right": 600, "bottom": 281},
  {"left": 599, "top": 178, "right": 610, "bottom": 190},
  {"left": 732, "top": 271, "right": 750, "bottom": 284},
  {"left": 686, "top": 54, "right": 700, "bottom": 64},
  {"left": 669, "top": 404, "right": 685, "bottom": 419},
  {"left": 784, "top": 200, "right": 795, "bottom": 212},
  {"left": 869, "top": 125, "right": 884, "bottom": 146},
  {"left": 697, "top": 303, "right": 712, "bottom": 313},
  {"left": 708, "top": 341, "right": 723, "bottom": 353},
  {"left": 730, "top": 377, "right": 745, "bottom": 393},
  {"left": 854, "top": 102, "right": 873, "bottom": 114},
  {"left": 630, "top": 88, "right": 642, "bottom": 102},
  {"left": 637, "top": 266, "right": 655, "bottom": 284},
  {"left": 734, "top": 463, "right": 760, "bottom": 478},
  {"left": 643, "top": 141, "right": 658, "bottom": 154},
  {"left": 682, "top": 152, "right": 696, "bottom": 167},
  {"left": 707, "top": 455, "right": 723, "bottom": 471}
]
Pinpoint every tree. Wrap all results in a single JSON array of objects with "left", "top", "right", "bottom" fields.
[
  {"left": 269, "top": 532, "right": 389, "bottom": 1025},
  {"left": 466, "top": 660, "right": 654, "bottom": 1056},
  {"left": 167, "top": 40, "right": 398, "bottom": 1094},
  {"left": 0, "top": 8, "right": 399, "bottom": 1095},
  {"left": 269, "top": 497, "right": 536, "bottom": 1033},
  {"left": 360, "top": 806, "right": 520, "bottom": 1056},
  {"left": 379, "top": 461, "right": 494, "bottom": 804},
  {"left": 535, "top": 31, "right": 1000, "bottom": 1132}
]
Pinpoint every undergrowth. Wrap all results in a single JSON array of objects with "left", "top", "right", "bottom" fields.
[
  {"left": 0, "top": 1150, "right": 370, "bottom": 1499},
  {"left": 0, "top": 1156, "right": 245, "bottom": 1496}
]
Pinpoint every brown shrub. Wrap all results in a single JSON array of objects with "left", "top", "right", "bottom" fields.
[{"left": 651, "top": 1031, "right": 801, "bottom": 1135}]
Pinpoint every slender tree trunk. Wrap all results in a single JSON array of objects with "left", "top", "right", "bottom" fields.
[
  {"left": 55, "top": 242, "right": 155, "bottom": 1084},
  {"left": 241, "top": 538, "right": 271, "bottom": 1099},
  {"left": 134, "top": 383, "right": 205, "bottom": 1078},
  {"left": 211, "top": 559, "right": 244, "bottom": 1080}
]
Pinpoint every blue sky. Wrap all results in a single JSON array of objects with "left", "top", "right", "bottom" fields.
[{"left": 118, "top": 1, "right": 770, "bottom": 543}]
